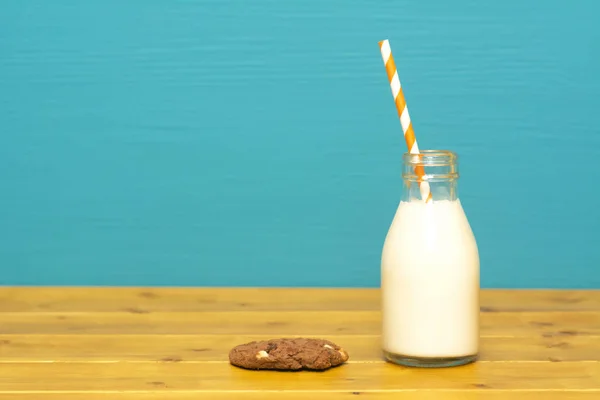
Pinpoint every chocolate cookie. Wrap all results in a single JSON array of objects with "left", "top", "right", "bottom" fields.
[{"left": 229, "top": 338, "right": 349, "bottom": 371}]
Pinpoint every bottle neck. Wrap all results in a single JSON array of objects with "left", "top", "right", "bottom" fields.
[
  {"left": 402, "top": 179, "right": 458, "bottom": 202},
  {"left": 401, "top": 150, "right": 459, "bottom": 203}
]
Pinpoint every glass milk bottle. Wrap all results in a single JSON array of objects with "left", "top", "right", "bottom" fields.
[{"left": 381, "top": 150, "right": 480, "bottom": 367}]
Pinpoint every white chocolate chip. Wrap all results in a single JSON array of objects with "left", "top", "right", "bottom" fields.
[
  {"left": 338, "top": 349, "right": 349, "bottom": 360},
  {"left": 324, "top": 344, "right": 334, "bottom": 349},
  {"left": 256, "top": 350, "right": 269, "bottom": 359}
]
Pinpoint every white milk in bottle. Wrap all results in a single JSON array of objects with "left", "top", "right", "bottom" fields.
[{"left": 381, "top": 150, "right": 480, "bottom": 367}]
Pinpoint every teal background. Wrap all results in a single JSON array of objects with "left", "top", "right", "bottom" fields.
[{"left": 1, "top": 1, "right": 599, "bottom": 288}]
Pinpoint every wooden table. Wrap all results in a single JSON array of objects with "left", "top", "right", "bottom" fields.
[{"left": 0, "top": 288, "right": 599, "bottom": 399}]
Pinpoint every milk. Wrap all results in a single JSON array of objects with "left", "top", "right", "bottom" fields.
[{"left": 381, "top": 198, "right": 480, "bottom": 361}]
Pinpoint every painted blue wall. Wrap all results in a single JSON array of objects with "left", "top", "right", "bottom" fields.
[{"left": 1, "top": 1, "right": 599, "bottom": 288}]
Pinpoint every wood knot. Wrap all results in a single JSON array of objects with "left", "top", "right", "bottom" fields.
[
  {"left": 530, "top": 321, "right": 554, "bottom": 327},
  {"left": 266, "top": 321, "right": 287, "bottom": 327},
  {"left": 472, "top": 383, "right": 491, "bottom": 389},
  {"left": 551, "top": 297, "right": 582, "bottom": 304},
  {"left": 147, "top": 381, "right": 168, "bottom": 388},
  {"left": 124, "top": 307, "right": 150, "bottom": 314},
  {"left": 542, "top": 330, "right": 579, "bottom": 338},
  {"left": 159, "top": 357, "right": 182, "bottom": 362},
  {"left": 546, "top": 342, "right": 569, "bottom": 349},
  {"left": 558, "top": 330, "right": 578, "bottom": 336}
]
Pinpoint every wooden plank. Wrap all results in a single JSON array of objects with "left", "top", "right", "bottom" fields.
[
  {"left": 0, "top": 287, "right": 377, "bottom": 312},
  {"left": 1, "top": 334, "right": 599, "bottom": 362},
  {"left": 480, "top": 290, "right": 600, "bottom": 312},
  {"left": 1, "top": 287, "right": 599, "bottom": 312},
  {"left": 0, "top": 362, "right": 598, "bottom": 391},
  {"left": 0, "top": 392, "right": 598, "bottom": 400},
  {"left": 0, "top": 311, "right": 597, "bottom": 336}
]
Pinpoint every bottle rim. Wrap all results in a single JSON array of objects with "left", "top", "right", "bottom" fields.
[
  {"left": 402, "top": 149, "right": 459, "bottom": 181},
  {"left": 402, "top": 149, "right": 458, "bottom": 166}
]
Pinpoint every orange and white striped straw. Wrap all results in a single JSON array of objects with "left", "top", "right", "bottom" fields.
[{"left": 378, "top": 39, "right": 432, "bottom": 203}]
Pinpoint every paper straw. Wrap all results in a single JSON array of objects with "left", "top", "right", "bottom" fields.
[{"left": 378, "top": 39, "right": 432, "bottom": 203}]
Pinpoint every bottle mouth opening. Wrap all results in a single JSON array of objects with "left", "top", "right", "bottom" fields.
[
  {"left": 402, "top": 149, "right": 459, "bottom": 181},
  {"left": 402, "top": 149, "right": 458, "bottom": 167}
]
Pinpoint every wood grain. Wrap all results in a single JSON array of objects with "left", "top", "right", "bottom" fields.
[
  {"left": 0, "top": 362, "right": 599, "bottom": 391},
  {"left": 0, "top": 310, "right": 597, "bottom": 336},
  {"left": 1, "top": 334, "right": 598, "bottom": 362},
  {"left": 0, "top": 393, "right": 598, "bottom": 400},
  {"left": 1, "top": 288, "right": 599, "bottom": 396},
  {"left": 1, "top": 288, "right": 599, "bottom": 312}
]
